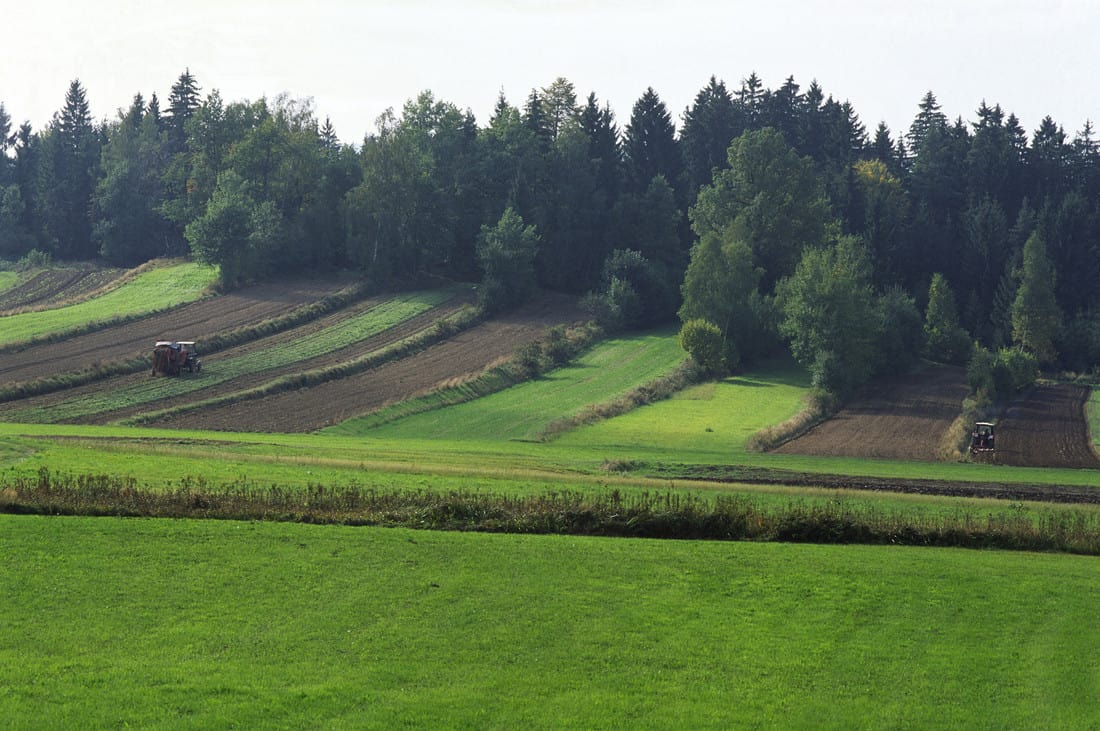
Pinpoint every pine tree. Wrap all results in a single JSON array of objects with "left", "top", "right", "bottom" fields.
[{"left": 906, "top": 90, "right": 947, "bottom": 158}]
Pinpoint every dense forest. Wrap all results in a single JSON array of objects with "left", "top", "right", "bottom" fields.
[{"left": 1, "top": 71, "right": 1098, "bottom": 392}]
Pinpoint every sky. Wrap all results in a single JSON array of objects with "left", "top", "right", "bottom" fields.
[{"left": 3, "top": 0, "right": 1098, "bottom": 145}]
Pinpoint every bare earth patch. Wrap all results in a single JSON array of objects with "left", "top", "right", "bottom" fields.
[
  {"left": 0, "top": 278, "right": 348, "bottom": 384},
  {"left": 992, "top": 384, "right": 1100, "bottom": 469},
  {"left": 150, "top": 292, "right": 585, "bottom": 433},
  {"left": 774, "top": 366, "right": 969, "bottom": 461}
]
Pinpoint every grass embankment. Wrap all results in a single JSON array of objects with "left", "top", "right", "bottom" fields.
[
  {"left": 333, "top": 329, "right": 688, "bottom": 441},
  {"left": 2, "top": 288, "right": 465, "bottom": 424},
  {"left": 0, "top": 260, "right": 217, "bottom": 348},
  {"left": 2, "top": 515, "right": 1098, "bottom": 729}
]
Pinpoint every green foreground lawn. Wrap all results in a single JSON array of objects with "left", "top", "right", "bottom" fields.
[
  {"left": 2, "top": 515, "right": 1097, "bottom": 729},
  {"left": 0, "top": 261, "right": 217, "bottom": 346}
]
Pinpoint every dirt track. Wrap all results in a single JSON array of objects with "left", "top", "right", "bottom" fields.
[
  {"left": 992, "top": 384, "right": 1100, "bottom": 469},
  {"left": 0, "top": 278, "right": 347, "bottom": 384},
  {"left": 148, "top": 292, "right": 585, "bottom": 433},
  {"left": 775, "top": 366, "right": 969, "bottom": 461}
]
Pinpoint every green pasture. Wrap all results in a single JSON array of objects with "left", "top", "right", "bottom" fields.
[
  {"left": 0, "top": 270, "right": 18, "bottom": 293},
  {"left": 2, "top": 287, "right": 463, "bottom": 423},
  {"left": 0, "top": 261, "right": 217, "bottom": 346},
  {"left": 2, "top": 514, "right": 1098, "bottom": 729},
  {"left": 333, "top": 329, "right": 688, "bottom": 441},
  {"left": 556, "top": 355, "right": 810, "bottom": 454}
]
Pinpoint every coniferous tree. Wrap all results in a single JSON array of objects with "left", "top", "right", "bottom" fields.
[
  {"left": 166, "top": 68, "right": 202, "bottom": 153},
  {"left": 37, "top": 80, "right": 100, "bottom": 258},
  {"left": 622, "top": 87, "right": 682, "bottom": 198},
  {"left": 679, "top": 76, "right": 741, "bottom": 195}
]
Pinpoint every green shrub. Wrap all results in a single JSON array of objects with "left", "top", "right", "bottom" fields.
[
  {"left": 16, "top": 249, "right": 52, "bottom": 271},
  {"left": 679, "top": 319, "right": 728, "bottom": 375}
]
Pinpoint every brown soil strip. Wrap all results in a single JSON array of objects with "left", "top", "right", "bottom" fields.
[
  {"left": 147, "top": 292, "right": 585, "bottom": 433},
  {"left": 0, "top": 278, "right": 349, "bottom": 384},
  {"left": 992, "top": 384, "right": 1100, "bottom": 469},
  {"left": 82, "top": 293, "right": 475, "bottom": 424},
  {"left": 775, "top": 365, "right": 969, "bottom": 461}
]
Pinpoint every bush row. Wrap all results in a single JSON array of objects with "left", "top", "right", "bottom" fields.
[{"left": 5, "top": 469, "right": 1100, "bottom": 555}]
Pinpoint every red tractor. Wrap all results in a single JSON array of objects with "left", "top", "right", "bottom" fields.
[
  {"left": 970, "top": 422, "right": 995, "bottom": 454},
  {"left": 152, "top": 341, "right": 202, "bottom": 376}
]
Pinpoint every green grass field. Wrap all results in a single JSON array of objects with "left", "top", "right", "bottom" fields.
[
  {"left": 0, "top": 261, "right": 216, "bottom": 346},
  {"left": 335, "top": 329, "right": 688, "bottom": 441},
  {"left": 2, "top": 288, "right": 463, "bottom": 423},
  {"left": 3, "top": 277, "right": 1100, "bottom": 727},
  {"left": 556, "top": 355, "right": 810, "bottom": 455},
  {"left": 3, "top": 515, "right": 1098, "bottom": 729},
  {"left": 0, "top": 270, "right": 18, "bottom": 293}
]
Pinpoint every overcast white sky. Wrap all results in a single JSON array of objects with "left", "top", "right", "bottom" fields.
[{"left": 3, "top": 0, "right": 1097, "bottom": 144}]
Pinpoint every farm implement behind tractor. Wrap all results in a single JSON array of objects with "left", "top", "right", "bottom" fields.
[{"left": 152, "top": 341, "right": 202, "bottom": 376}]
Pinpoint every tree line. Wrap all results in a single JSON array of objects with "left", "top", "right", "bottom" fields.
[{"left": 1, "top": 71, "right": 1098, "bottom": 389}]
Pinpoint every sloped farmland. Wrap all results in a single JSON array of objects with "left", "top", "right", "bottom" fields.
[
  {"left": 774, "top": 365, "right": 969, "bottom": 461},
  {"left": 0, "top": 277, "right": 353, "bottom": 385},
  {"left": 0, "top": 265, "right": 127, "bottom": 312},
  {"left": 0, "top": 288, "right": 472, "bottom": 425},
  {"left": 992, "top": 384, "right": 1100, "bottom": 469},
  {"left": 147, "top": 292, "right": 586, "bottom": 433}
]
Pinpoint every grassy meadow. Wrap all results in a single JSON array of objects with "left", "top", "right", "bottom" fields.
[
  {"left": 0, "top": 261, "right": 216, "bottom": 346},
  {"left": 2, "top": 277, "right": 1100, "bottom": 728},
  {"left": 3, "top": 515, "right": 1099, "bottom": 730}
]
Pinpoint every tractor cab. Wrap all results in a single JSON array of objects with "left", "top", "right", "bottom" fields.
[{"left": 970, "top": 422, "right": 995, "bottom": 453}]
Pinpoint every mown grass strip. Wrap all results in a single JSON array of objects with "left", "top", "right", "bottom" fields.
[
  {"left": 324, "top": 322, "right": 604, "bottom": 436},
  {"left": 6, "top": 470, "right": 1100, "bottom": 555},
  {"left": 5, "top": 288, "right": 465, "bottom": 423},
  {"left": 0, "top": 260, "right": 218, "bottom": 350},
  {"left": 0, "top": 281, "right": 373, "bottom": 406},
  {"left": 120, "top": 306, "right": 483, "bottom": 426},
  {"left": 341, "top": 329, "right": 687, "bottom": 441}
]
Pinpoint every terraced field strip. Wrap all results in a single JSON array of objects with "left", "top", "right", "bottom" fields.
[
  {"left": 150, "top": 292, "right": 585, "bottom": 432},
  {"left": 0, "top": 261, "right": 217, "bottom": 347},
  {"left": 345, "top": 329, "right": 688, "bottom": 441},
  {"left": 0, "top": 277, "right": 359, "bottom": 384},
  {"left": 0, "top": 265, "right": 128, "bottom": 313},
  {"left": 3, "top": 288, "right": 465, "bottom": 424}
]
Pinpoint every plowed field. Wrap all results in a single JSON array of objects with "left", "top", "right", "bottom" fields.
[
  {"left": 0, "top": 278, "right": 349, "bottom": 384},
  {"left": 775, "top": 366, "right": 969, "bottom": 461},
  {"left": 0, "top": 267, "right": 126, "bottom": 312},
  {"left": 148, "top": 292, "right": 585, "bottom": 433},
  {"left": 992, "top": 384, "right": 1100, "bottom": 469}
]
